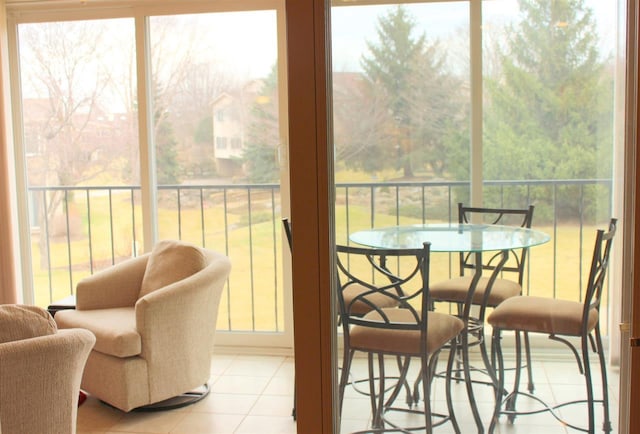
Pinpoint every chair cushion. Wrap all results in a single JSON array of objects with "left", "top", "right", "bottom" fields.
[
  {"left": 0, "top": 304, "right": 57, "bottom": 343},
  {"left": 139, "top": 240, "right": 207, "bottom": 299},
  {"left": 343, "top": 284, "right": 399, "bottom": 316},
  {"left": 55, "top": 307, "right": 140, "bottom": 357},
  {"left": 487, "top": 296, "right": 598, "bottom": 336},
  {"left": 430, "top": 276, "right": 521, "bottom": 307},
  {"left": 349, "top": 308, "right": 464, "bottom": 355}
]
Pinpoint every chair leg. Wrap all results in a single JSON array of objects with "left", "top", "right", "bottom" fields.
[
  {"left": 594, "top": 326, "right": 612, "bottom": 433},
  {"left": 582, "top": 330, "right": 596, "bottom": 433},
  {"left": 444, "top": 340, "right": 461, "bottom": 434},
  {"left": 460, "top": 326, "right": 484, "bottom": 432},
  {"left": 384, "top": 356, "right": 412, "bottom": 409},
  {"left": 338, "top": 348, "right": 355, "bottom": 417},
  {"left": 394, "top": 355, "right": 414, "bottom": 407},
  {"left": 506, "top": 330, "right": 523, "bottom": 423},
  {"left": 422, "top": 354, "right": 434, "bottom": 434},
  {"left": 366, "top": 353, "right": 378, "bottom": 428},
  {"left": 366, "top": 353, "right": 388, "bottom": 430},
  {"left": 479, "top": 322, "right": 499, "bottom": 392},
  {"left": 524, "top": 331, "right": 535, "bottom": 393},
  {"left": 489, "top": 328, "right": 504, "bottom": 434},
  {"left": 453, "top": 303, "right": 464, "bottom": 383}
]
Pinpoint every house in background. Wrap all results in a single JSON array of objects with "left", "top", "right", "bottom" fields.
[{"left": 212, "top": 80, "right": 264, "bottom": 178}]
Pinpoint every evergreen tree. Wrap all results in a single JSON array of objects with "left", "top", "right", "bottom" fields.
[
  {"left": 154, "top": 104, "right": 180, "bottom": 185},
  {"left": 243, "top": 64, "right": 280, "bottom": 183},
  {"left": 357, "top": 5, "right": 465, "bottom": 178},
  {"left": 190, "top": 115, "right": 216, "bottom": 176},
  {"left": 483, "top": 0, "right": 612, "bottom": 183},
  {"left": 194, "top": 115, "right": 213, "bottom": 144}
]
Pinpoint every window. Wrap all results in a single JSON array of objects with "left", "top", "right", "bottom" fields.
[
  {"left": 16, "top": 18, "right": 139, "bottom": 307},
  {"left": 216, "top": 136, "right": 228, "bottom": 149},
  {"left": 331, "top": 0, "right": 618, "bottom": 308},
  {"left": 10, "top": 3, "right": 291, "bottom": 345},
  {"left": 330, "top": 0, "right": 622, "bottom": 430}
]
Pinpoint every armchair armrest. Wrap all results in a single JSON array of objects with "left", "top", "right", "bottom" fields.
[
  {"left": 76, "top": 254, "right": 150, "bottom": 310},
  {"left": 0, "top": 329, "right": 95, "bottom": 434},
  {"left": 136, "top": 253, "right": 230, "bottom": 353},
  {"left": 134, "top": 252, "right": 231, "bottom": 396}
]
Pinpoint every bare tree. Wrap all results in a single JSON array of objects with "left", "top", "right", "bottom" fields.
[
  {"left": 20, "top": 20, "right": 134, "bottom": 268},
  {"left": 149, "top": 16, "right": 236, "bottom": 179}
]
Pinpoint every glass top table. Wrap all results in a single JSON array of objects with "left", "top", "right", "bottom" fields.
[
  {"left": 348, "top": 223, "right": 550, "bottom": 433},
  {"left": 349, "top": 223, "right": 551, "bottom": 252}
]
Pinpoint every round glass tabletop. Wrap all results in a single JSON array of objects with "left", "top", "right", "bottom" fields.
[{"left": 349, "top": 223, "right": 551, "bottom": 252}]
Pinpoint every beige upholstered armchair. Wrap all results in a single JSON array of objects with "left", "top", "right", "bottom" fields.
[
  {"left": 0, "top": 304, "right": 95, "bottom": 434},
  {"left": 55, "top": 240, "right": 232, "bottom": 412}
]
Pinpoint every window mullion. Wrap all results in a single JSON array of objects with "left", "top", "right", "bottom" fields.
[{"left": 135, "top": 14, "right": 158, "bottom": 252}]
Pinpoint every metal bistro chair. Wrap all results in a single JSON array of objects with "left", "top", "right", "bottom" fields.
[
  {"left": 336, "top": 242, "right": 464, "bottom": 433},
  {"left": 488, "top": 218, "right": 616, "bottom": 434},
  {"left": 429, "top": 203, "right": 537, "bottom": 391},
  {"left": 283, "top": 218, "right": 397, "bottom": 420}
]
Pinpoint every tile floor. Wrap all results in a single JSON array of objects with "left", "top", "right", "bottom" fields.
[{"left": 77, "top": 350, "right": 620, "bottom": 434}]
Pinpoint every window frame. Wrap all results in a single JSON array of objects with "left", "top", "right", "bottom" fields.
[{"left": 6, "top": 0, "right": 293, "bottom": 349}]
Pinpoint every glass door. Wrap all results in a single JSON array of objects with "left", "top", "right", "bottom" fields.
[
  {"left": 9, "top": 1, "right": 293, "bottom": 349},
  {"left": 328, "top": 0, "right": 624, "bottom": 432}
]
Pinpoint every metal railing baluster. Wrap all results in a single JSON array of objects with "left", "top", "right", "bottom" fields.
[
  {"left": 26, "top": 179, "right": 613, "bottom": 335},
  {"left": 87, "top": 190, "right": 93, "bottom": 275}
]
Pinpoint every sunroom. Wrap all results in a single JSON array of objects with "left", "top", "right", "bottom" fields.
[{"left": 0, "top": 0, "right": 636, "bottom": 433}]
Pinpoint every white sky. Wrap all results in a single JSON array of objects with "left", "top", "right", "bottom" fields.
[
  {"left": 330, "top": 0, "right": 617, "bottom": 73},
  {"left": 17, "top": 2, "right": 618, "bottom": 100}
]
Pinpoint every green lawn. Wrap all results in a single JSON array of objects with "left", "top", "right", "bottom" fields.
[{"left": 30, "top": 191, "right": 612, "bottom": 335}]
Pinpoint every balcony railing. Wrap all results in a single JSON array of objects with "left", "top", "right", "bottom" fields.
[{"left": 27, "top": 178, "right": 613, "bottom": 334}]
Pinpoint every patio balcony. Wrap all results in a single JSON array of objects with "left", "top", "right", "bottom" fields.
[
  {"left": 28, "top": 178, "right": 615, "bottom": 338},
  {"left": 27, "top": 177, "right": 621, "bottom": 432}
]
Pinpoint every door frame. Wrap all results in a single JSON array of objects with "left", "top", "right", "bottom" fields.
[
  {"left": 288, "top": 0, "right": 636, "bottom": 432},
  {"left": 628, "top": 0, "right": 640, "bottom": 431},
  {"left": 286, "top": 0, "right": 335, "bottom": 432}
]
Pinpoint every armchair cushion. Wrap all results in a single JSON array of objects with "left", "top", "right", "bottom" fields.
[
  {"left": 0, "top": 304, "right": 57, "bottom": 343},
  {"left": 139, "top": 240, "right": 207, "bottom": 299},
  {"left": 56, "top": 307, "right": 140, "bottom": 357}
]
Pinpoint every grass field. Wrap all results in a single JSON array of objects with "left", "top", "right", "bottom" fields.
[{"left": 29, "top": 189, "right": 614, "bottom": 335}]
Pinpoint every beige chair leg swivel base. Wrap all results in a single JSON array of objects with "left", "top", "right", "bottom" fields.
[{"left": 101, "top": 384, "right": 210, "bottom": 412}]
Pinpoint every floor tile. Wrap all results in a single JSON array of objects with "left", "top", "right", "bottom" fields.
[
  {"left": 262, "top": 376, "right": 295, "bottom": 396},
  {"left": 233, "top": 415, "right": 297, "bottom": 434},
  {"left": 249, "top": 395, "right": 296, "bottom": 417},
  {"left": 222, "top": 356, "right": 285, "bottom": 377},
  {"left": 211, "top": 375, "right": 271, "bottom": 395},
  {"left": 107, "top": 410, "right": 187, "bottom": 433},
  {"left": 189, "top": 393, "right": 259, "bottom": 415},
  {"left": 75, "top": 350, "right": 621, "bottom": 434},
  {"left": 77, "top": 396, "right": 125, "bottom": 432},
  {"left": 169, "top": 413, "right": 245, "bottom": 434}
]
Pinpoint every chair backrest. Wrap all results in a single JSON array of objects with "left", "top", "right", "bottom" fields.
[
  {"left": 582, "top": 218, "right": 617, "bottom": 323},
  {"left": 458, "top": 202, "right": 535, "bottom": 284},
  {"left": 282, "top": 218, "right": 292, "bottom": 251},
  {"left": 336, "top": 243, "right": 431, "bottom": 338}
]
